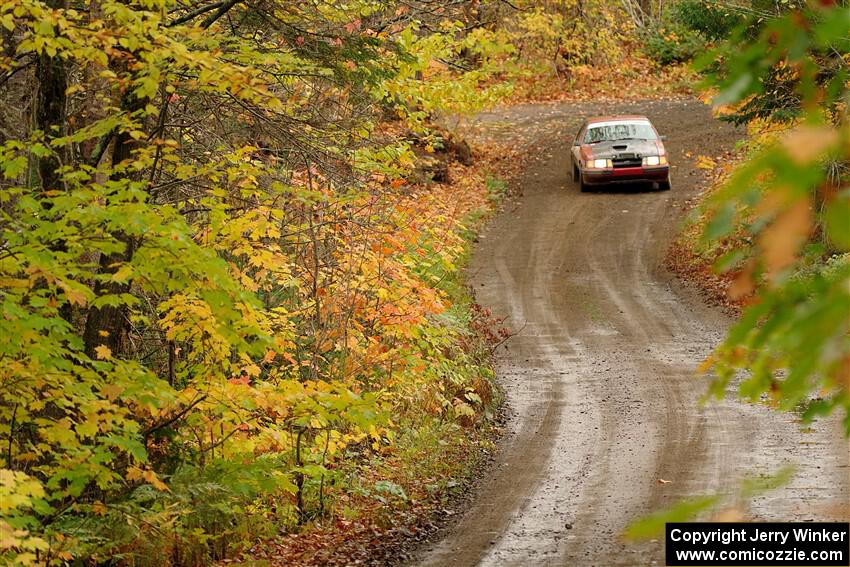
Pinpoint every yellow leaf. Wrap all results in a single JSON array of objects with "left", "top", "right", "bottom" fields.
[
  {"left": 101, "top": 383, "right": 123, "bottom": 400},
  {"left": 57, "top": 280, "right": 88, "bottom": 306},
  {"left": 111, "top": 265, "right": 134, "bottom": 283},
  {"left": 695, "top": 155, "right": 716, "bottom": 170},
  {"left": 94, "top": 345, "right": 112, "bottom": 360},
  {"left": 142, "top": 470, "right": 170, "bottom": 492},
  {"left": 126, "top": 466, "right": 143, "bottom": 482}
]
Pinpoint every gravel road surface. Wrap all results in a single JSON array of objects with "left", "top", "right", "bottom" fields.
[{"left": 413, "top": 99, "right": 850, "bottom": 567}]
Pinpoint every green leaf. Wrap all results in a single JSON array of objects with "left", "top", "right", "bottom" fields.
[
  {"left": 624, "top": 496, "right": 721, "bottom": 541},
  {"left": 824, "top": 192, "right": 850, "bottom": 250}
]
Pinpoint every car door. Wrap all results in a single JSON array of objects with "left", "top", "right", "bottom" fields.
[{"left": 571, "top": 123, "right": 586, "bottom": 170}]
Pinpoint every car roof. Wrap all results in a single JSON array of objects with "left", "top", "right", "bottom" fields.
[{"left": 586, "top": 115, "right": 651, "bottom": 124}]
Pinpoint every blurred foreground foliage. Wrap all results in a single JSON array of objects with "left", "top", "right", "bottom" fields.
[{"left": 695, "top": 1, "right": 850, "bottom": 434}]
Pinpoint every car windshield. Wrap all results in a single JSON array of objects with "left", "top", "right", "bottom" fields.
[{"left": 584, "top": 122, "right": 657, "bottom": 144}]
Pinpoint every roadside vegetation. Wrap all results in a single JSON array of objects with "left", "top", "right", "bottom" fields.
[
  {"left": 633, "top": 0, "right": 850, "bottom": 534},
  {"left": 664, "top": 0, "right": 849, "bottom": 433},
  {"left": 488, "top": 0, "right": 697, "bottom": 101},
  {"left": 0, "top": 2, "right": 522, "bottom": 562}
]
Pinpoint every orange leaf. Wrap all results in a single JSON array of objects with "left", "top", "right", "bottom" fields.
[
  {"left": 758, "top": 197, "right": 812, "bottom": 280},
  {"left": 728, "top": 259, "right": 756, "bottom": 300},
  {"left": 782, "top": 126, "right": 839, "bottom": 165}
]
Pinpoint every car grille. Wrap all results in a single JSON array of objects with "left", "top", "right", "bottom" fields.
[{"left": 613, "top": 156, "right": 642, "bottom": 168}]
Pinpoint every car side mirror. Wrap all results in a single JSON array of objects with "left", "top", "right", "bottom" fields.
[
  {"left": 659, "top": 135, "right": 667, "bottom": 141},
  {"left": 573, "top": 141, "right": 581, "bottom": 146}
]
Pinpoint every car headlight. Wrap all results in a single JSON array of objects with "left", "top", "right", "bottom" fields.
[
  {"left": 590, "top": 158, "right": 611, "bottom": 169},
  {"left": 642, "top": 155, "right": 668, "bottom": 166}
]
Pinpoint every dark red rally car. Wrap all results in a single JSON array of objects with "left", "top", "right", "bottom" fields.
[{"left": 570, "top": 115, "right": 671, "bottom": 192}]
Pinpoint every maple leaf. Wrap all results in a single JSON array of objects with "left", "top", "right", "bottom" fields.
[
  {"left": 94, "top": 345, "right": 112, "bottom": 360},
  {"left": 57, "top": 280, "right": 88, "bottom": 306},
  {"left": 143, "top": 470, "right": 170, "bottom": 492}
]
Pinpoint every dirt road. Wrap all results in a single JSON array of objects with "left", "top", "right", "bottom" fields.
[{"left": 414, "top": 100, "right": 850, "bottom": 567}]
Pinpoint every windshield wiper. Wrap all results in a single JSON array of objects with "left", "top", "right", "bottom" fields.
[{"left": 588, "top": 137, "right": 650, "bottom": 144}]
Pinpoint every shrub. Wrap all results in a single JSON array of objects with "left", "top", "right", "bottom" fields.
[
  {"left": 644, "top": 22, "right": 706, "bottom": 65},
  {"left": 671, "top": 0, "right": 743, "bottom": 40}
]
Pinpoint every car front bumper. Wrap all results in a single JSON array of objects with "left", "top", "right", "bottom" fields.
[{"left": 582, "top": 166, "right": 669, "bottom": 185}]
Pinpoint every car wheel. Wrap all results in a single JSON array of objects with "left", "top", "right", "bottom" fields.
[
  {"left": 657, "top": 180, "right": 671, "bottom": 191},
  {"left": 574, "top": 165, "right": 590, "bottom": 192}
]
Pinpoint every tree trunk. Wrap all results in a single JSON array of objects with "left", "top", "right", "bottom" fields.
[
  {"left": 82, "top": 124, "right": 140, "bottom": 358},
  {"left": 35, "top": 0, "right": 70, "bottom": 322},
  {"left": 35, "top": 51, "right": 66, "bottom": 192}
]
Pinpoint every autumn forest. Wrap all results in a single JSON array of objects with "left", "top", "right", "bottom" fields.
[{"left": 1, "top": 0, "right": 849, "bottom": 565}]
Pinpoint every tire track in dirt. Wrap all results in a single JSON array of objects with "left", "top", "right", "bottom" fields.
[{"left": 413, "top": 99, "right": 850, "bottom": 567}]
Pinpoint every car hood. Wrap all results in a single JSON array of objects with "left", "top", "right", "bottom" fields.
[{"left": 585, "top": 139, "right": 661, "bottom": 159}]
